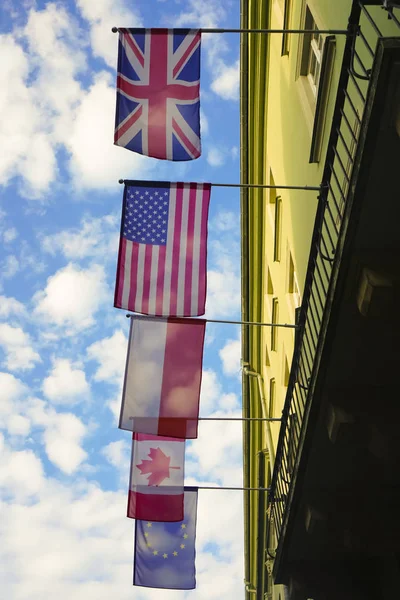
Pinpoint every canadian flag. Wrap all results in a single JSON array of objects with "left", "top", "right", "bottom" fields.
[{"left": 128, "top": 433, "right": 185, "bottom": 521}]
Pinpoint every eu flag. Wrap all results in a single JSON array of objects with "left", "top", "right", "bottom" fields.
[{"left": 133, "top": 487, "right": 198, "bottom": 589}]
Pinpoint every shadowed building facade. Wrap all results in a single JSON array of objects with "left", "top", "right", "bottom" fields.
[{"left": 240, "top": 1, "right": 400, "bottom": 598}]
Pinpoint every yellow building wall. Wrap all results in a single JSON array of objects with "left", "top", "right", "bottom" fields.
[
  {"left": 258, "top": 0, "right": 400, "bottom": 466},
  {"left": 242, "top": 0, "right": 400, "bottom": 598}
]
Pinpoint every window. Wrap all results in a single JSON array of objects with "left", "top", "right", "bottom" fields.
[
  {"left": 271, "top": 298, "right": 279, "bottom": 351},
  {"left": 300, "top": 7, "right": 323, "bottom": 98},
  {"left": 269, "top": 170, "right": 282, "bottom": 262},
  {"left": 273, "top": 197, "right": 282, "bottom": 262},
  {"left": 269, "top": 379, "right": 276, "bottom": 417},
  {"left": 269, "top": 169, "right": 277, "bottom": 205},
  {"left": 287, "top": 251, "right": 301, "bottom": 308},
  {"left": 267, "top": 268, "right": 274, "bottom": 295},
  {"left": 297, "top": 3, "right": 337, "bottom": 162},
  {"left": 265, "top": 344, "right": 270, "bottom": 367},
  {"left": 283, "top": 356, "right": 290, "bottom": 387},
  {"left": 281, "top": 0, "right": 293, "bottom": 56}
]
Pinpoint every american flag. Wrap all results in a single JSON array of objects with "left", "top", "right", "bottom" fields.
[
  {"left": 114, "top": 182, "right": 211, "bottom": 317},
  {"left": 114, "top": 28, "right": 201, "bottom": 161}
]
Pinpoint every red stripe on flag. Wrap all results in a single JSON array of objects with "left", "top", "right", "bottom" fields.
[
  {"left": 183, "top": 185, "right": 197, "bottom": 316},
  {"left": 169, "top": 184, "right": 184, "bottom": 316},
  {"left": 128, "top": 490, "right": 184, "bottom": 522},
  {"left": 158, "top": 318, "right": 205, "bottom": 438},
  {"left": 172, "top": 117, "right": 200, "bottom": 159},
  {"left": 114, "top": 236, "right": 126, "bottom": 309},
  {"left": 147, "top": 33, "right": 168, "bottom": 159},
  {"left": 198, "top": 186, "right": 210, "bottom": 315}
]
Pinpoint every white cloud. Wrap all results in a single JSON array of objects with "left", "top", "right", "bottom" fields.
[
  {"left": 7, "top": 414, "right": 31, "bottom": 436},
  {"left": 107, "top": 391, "right": 123, "bottom": 423},
  {"left": 0, "top": 433, "right": 45, "bottom": 499},
  {"left": 206, "top": 253, "right": 241, "bottom": 318},
  {"left": 0, "top": 440, "right": 133, "bottom": 599},
  {"left": 76, "top": 0, "right": 142, "bottom": 68},
  {"left": 0, "top": 4, "right": 153, "bottom": 197},
  {"left": 200, "top": 369, "right": 240, "bottom": 414},
  {"left": 0, "top": 5, "right": 87, "bottom": 197},
  {"left": 206, "top": 210, "right": 241, "bottom": 318},
  {"left": 0, "top": 33, "right": 50, "bottom": 194},
  {"left": 66, "top": 72, "right": 155, "bottom": 190},
  {"left": 0, "top": 295, "right": 26, "bottom": 318},
  {"left": 42, "top": 358, "right": 90, "bottom": 405},
  {"left": 187, "top": 410, "right": 243, "bottom": 486},
  {"left": 43, "top": 412, "right": 87, "bottom": 474},
  {"left": 33, "top": 263, "right": 109, "bottom": 333},
  {"left": 0, "top": 377, "right": 88, "bottom": 474},
  {"left": 207, "top": 147, "right": 226, "bottom": 167},
  {"left": 210, "top": 211, "right": 239, "bottom": 232},
  {"left": 219, "top": 338, "right": 241, "bottom": 378},
  {"left": 0, "top": 449, "right": 244, "bottom": 600},
  {"left": 87, "top": 329, "right": 128, "bottom": 384},
  {"left": 218, "top": 392, "right": 239, "bottom": 411},
  {"left": 3, "top": 227, "right": 17, "bottom": 243},
  {"left": 42, "top": 213, "right": 119, "bottom": 260},
  {"left": 2, "top": 254, "right": 19, "bottom": 278},
  {"left": 27, "top": 399, "right": 88, "bottom": 475},
  {"left": 172, "top": 1, "right": 238, "bottom": 102},
  {"left": 102, "top": 439, "right": 130, "bottom": 473},
  {"left": 211, "top": 59, "right": 240, "bottom": 101},
  {"left": 174, "top": 0, "right": 227, "bottom": 28},
  {"left": 0, "top": 323, "right": 40, "bottom": 371},
  {"left": 0, "top": 372, "right": 27, "bottom": 420},
  {"left": 200, "top": 109, "right": 209, "bottom": 136}
]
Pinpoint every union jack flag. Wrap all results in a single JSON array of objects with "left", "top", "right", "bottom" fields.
[{"left": 114, "top": 29, "right": 202, "bottom": 161}]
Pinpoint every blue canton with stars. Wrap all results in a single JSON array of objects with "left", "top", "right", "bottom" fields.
[{"left": 123, "top": 185, "right": 170, "bottom": 246}]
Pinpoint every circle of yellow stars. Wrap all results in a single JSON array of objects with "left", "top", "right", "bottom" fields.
[{"left": 144, "top": 522, "right": 189, "bottom": 559}]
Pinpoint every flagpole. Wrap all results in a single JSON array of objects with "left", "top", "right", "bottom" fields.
[
  {"left": 118, "top": 179, "right": 322, "bottom": 191},
  {"left": 111, "top": 27, "right": 351, "bottom": 35},
  {"left": 198, "top": 417, "right": 282, "bottom": 422},
  {"left": 126, "top": 313, "right": 298, "bottom": 329},
  {"left": 194, "top": 485, "right": 270, "bottom": 491}
]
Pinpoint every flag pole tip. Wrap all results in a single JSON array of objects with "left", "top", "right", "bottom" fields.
[
  {"left": 112, "top": 27, "right": 118, "bottom": 33},
  {"left": 118, "top": 179, "right": 124, "bottom": 184}
]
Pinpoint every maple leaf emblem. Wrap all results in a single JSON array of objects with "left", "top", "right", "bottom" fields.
[{"left": 136, "top": 447, "right": 180, "bottom": 486}]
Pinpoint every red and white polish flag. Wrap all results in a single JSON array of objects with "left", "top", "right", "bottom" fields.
[
  {"left": 119, "top": 316, "right": 205, "bottom": 439},
  {"left": 128, "top": 433, "right": 185, "bottom": 522}
]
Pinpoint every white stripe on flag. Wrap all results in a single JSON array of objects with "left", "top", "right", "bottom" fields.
[
  {"left": 120, "top": 319, "right": 168, "bottom": 432},
  {"left": 162, "top": 185, "right": 176, "bottom": 316},
  {"left": 177, "top": 185, "right": 190, "bottom": 316},
  {"left": 191, "top": 186, "right": 203, "bottom": 316},
  {"left": 148, "top": 245, "right": 159, "bottom": 315},
  {"left": 131, "top": 439, "right": 184, "bottom": 495},
  {"left": 135, "top": 243, "right": 146, "bottom": 312}
]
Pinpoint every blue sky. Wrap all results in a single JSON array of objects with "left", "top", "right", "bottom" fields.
[{"left": 0, "top": 1, "right": 245, "bottom": 598}]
